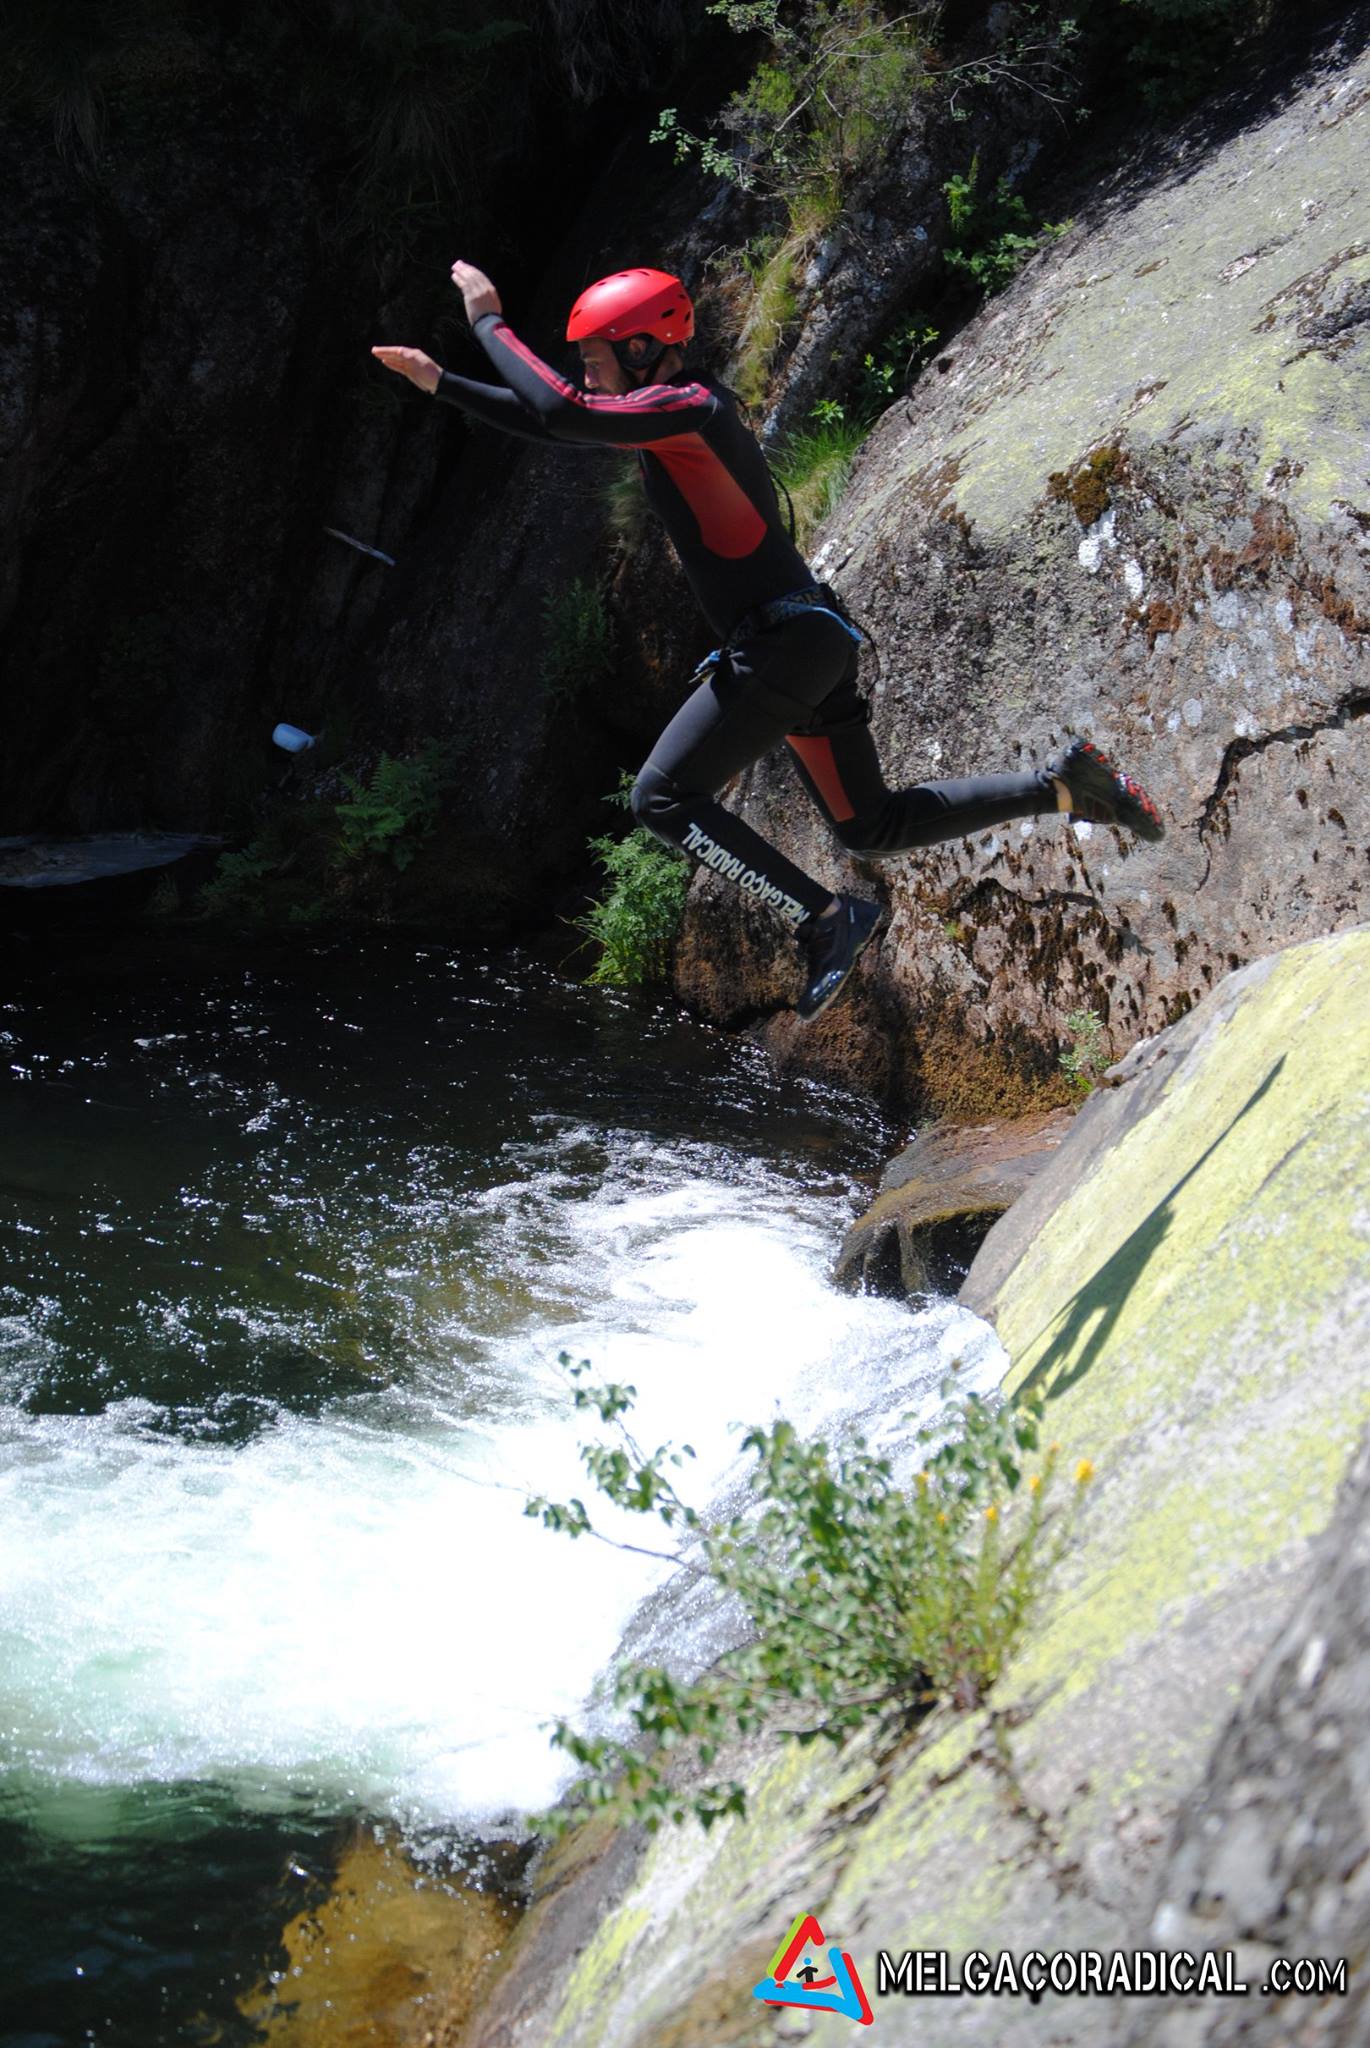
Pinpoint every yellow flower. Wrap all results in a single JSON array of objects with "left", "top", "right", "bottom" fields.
[
  {"left": 1028, "top": 1474, "right": 1042, "bottom": 1495},
  {"left": 915, "top": 1470, "right": 929, "bottom": 1490},
  {"left": 1075, "top": 1459, "right": 1095, "bottom": 1486},
  {"left": 984, "top": 1505, "right": 999, "bottom": 1524},
  {"left": 936, "top": 1510, "right": 948, "bottom": 1527}
]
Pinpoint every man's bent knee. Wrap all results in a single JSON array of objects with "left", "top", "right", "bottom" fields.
[
  {"left": 831, "top": 800, "right": 901, "bottom": 856},
  {"left": 630, "top": 763, "right": 687, "bottom": 847}
]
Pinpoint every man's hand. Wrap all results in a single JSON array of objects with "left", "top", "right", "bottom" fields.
[
  {"left": 371, "top": 345, "right": 441, "bottom": 394},
  {"left": 450, "top": 260, "right": 502, "bottom": 324}
]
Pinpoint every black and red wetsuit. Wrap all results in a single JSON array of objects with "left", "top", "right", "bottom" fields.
[{"left": 436, "top": 316, "right": 1057, "bottom": 926}]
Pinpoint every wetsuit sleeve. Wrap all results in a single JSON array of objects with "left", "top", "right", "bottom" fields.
[
  {"left": 434, "top": 369, "right": 552, "bottom": 443},
  {"left": 472, "top": 312, "right": 719, "bottom": 446}
]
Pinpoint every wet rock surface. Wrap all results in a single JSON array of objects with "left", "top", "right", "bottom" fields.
[
  {"left": 0, "top": 833, "right": 218, "bottom": 887},
  {"left": 833, "top": 1107, "right": 1074, "bottom": 1297}
]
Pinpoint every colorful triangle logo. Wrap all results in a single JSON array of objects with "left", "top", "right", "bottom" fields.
[{"left": 752, "top": 1910, "right": 873, "bottom": 2025}]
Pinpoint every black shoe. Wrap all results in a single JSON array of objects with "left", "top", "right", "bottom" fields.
[
  {"left": 796, "top": 895, "right": 885, "bottom": 1020},
  {"left": 1049, "top": 737, "right": 1165, "bottom": 842}
]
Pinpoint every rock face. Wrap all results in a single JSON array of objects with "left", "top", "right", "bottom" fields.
[
  {"left": 832, "top": 1107, "right": 1074, "bottom": 1297},
  {"left": 449, "top": 925, "right": 1370, "bottom": 2047},
  {"left": 676, "top": 10, "right": 1370, "bottom": 1119},
  {"left": 1124, "top": 1429, "right": 1370, "bottom": 2048}
]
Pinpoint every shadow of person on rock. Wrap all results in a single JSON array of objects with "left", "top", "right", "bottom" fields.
[{"left": 1016, "top": 1056, "right": 1285, "bottom": 1405}]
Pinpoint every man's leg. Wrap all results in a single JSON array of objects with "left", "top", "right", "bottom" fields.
[
  {"left": 785, "top": 670, "right": 1061, "bottom": 855},
  {"left": 632, "top": 619, "right": 860, "bottom": 927}
]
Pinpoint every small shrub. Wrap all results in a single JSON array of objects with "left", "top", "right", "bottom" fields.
[
  {"left": 943, "top": 154, "right": 1071, "bottom": 297},
  {"left": 732, "top": 235, "right": 802, "bottom": 410},
  {"left": 856, "top": 313, "right": 941, "bottom": 413},
  {"left": 193, "top": 836, "right": 286, "bottom": 923},
  {"left": 1108, "top": 0, "right": 1276, "bottom": 114},
  {"left": 654, "top": 0, "right": 936, "bottom": 221},
  {"left": 541, "top": 579, "right": 615, "bottom": 706},
  {"left": 575, "top": 778, "right": 690, "bottom": 988},
  {"left": 142, "top": 874, "right": 182, "bottom": 921},
  {"left": 333, "top": 741, "right": 457, "bottom": 871},
  {"left": 528, "top": 1363, "right": 1091, "bottom": 1832},
  {"left": 1059, "top": 1008, "right": 1110, "bottom": 1090}
]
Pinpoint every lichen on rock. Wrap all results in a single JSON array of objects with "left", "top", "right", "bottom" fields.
[{"left": 449, "top": 925, "right": 1370, "bottom": 2048}]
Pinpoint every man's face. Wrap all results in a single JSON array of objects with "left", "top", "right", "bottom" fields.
[{"left": 577, "top": 338, "right": 629, "bottom": 396}]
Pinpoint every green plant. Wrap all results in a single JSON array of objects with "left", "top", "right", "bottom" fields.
[
  {"left": 740, "top": 230, "right": 784, "bottom": 282},
  {"left": 599, "top": 464, "right": 648, "bottom": 551},
  {"left": 4, "top": 0, "right": 155, "bottom": 159},
  {"left": 771, "top": 412, "right": 868, "bottom": 548},
  {"left": 347, "top": 15, "right": 529, "bottom": 222},
  {"left": 1101, "top": 0, "right": 1275, "bottom": 114},
  {"left": 733, "top": 237, "right": 801, "bottom": 409},
  {"left": 333, "top": 741, "right": 457, "bottom": 871},
  {"left": 779, "top": 314, "right": 938, "bottom": 488},
  {"left": 4, "top": 0, "right": 531, "bottom": 236},
  {"left": 943, "top": 153, "right": 1071, "bottom": 296},
  {"left": 574, "top": 775, "right": 690, "bottom": 988},
  {"left": 652, "top": 0, "right": 935, "bottom": 224},
  {"left": 541, "top": 579, "right": 615, "bottom": 705},
  {"left": 529, "top": 1363, "right": 1090, "bottom": 1831},
  {"left": 193, "top": 837, "right": 283, "bottom": 922},
  {"left": 856, "top": 313, "right": 941, "bottom": 413},
  {"left": 141, "top": 872, "right": 182, "bottom": 922},
  {"left": 1058, "top": 1007, "right": 1109, "bottom": 1090}
]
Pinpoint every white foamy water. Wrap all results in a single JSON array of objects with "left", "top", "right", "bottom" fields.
[{"left": 0, "top": 1113, "right": 1006, "bottom": 1833}]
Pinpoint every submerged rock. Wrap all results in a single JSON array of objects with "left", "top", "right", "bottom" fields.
[{"left": 238, "top": 1830, "right": 524, "bottom": 2048}]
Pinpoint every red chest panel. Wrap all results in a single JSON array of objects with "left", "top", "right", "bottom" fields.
[{"left": 643, "top": 436, "right": 767, "bottom": 559}]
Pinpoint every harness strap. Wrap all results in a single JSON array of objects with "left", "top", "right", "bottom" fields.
[
  {"left": 694, "top": 585, "right": 884, "bottom": 688},
  {"left": 728, "top": 583, "right": 865, "bottom": 647}
]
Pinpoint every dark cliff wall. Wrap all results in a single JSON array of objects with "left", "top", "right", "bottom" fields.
[
  {"left": 0, "top": 0, "right": 1086, "bottom": 932},
  {"left": 0, "top": 1, "right": 705, "bottom": 871}
]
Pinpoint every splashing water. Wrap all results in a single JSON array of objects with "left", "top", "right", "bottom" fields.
[{"left": 0, "top": 932, "right": 1006, "bottom": 2038}]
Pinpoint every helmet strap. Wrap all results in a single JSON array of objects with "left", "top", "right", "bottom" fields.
[{"left": 610, "top": 333, "right": 668, "bottom": 378}]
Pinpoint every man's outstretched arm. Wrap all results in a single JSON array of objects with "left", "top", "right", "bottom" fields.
[
  {"left": 434, "top": 368, "right": 555, "bottom": 442},
  {"left": 447, "top": 256, "right": 716, "bottom": 448},
  {"left": 470, "top": 311, "right": 717, "bottom": 446},
  {"left": 370, "top": 344, "right": 551, "bottom": 443}
]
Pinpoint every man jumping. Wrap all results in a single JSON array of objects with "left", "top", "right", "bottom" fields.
[{"left": 373, "top": 262, "right": 1164, "bottom": 1019}]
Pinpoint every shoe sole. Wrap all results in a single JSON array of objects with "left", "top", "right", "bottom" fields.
[{"left": 799, "top": 907, "right": 888, "bottom": 1021}]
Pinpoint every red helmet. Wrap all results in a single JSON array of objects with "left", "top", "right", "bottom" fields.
[{"left": 566, "top": 268, "right": 694, "bottom": 347}]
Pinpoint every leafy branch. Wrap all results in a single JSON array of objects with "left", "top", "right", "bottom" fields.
[{"left": 527, "top": 1356, "right": 1092, "bottom": 1831}]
